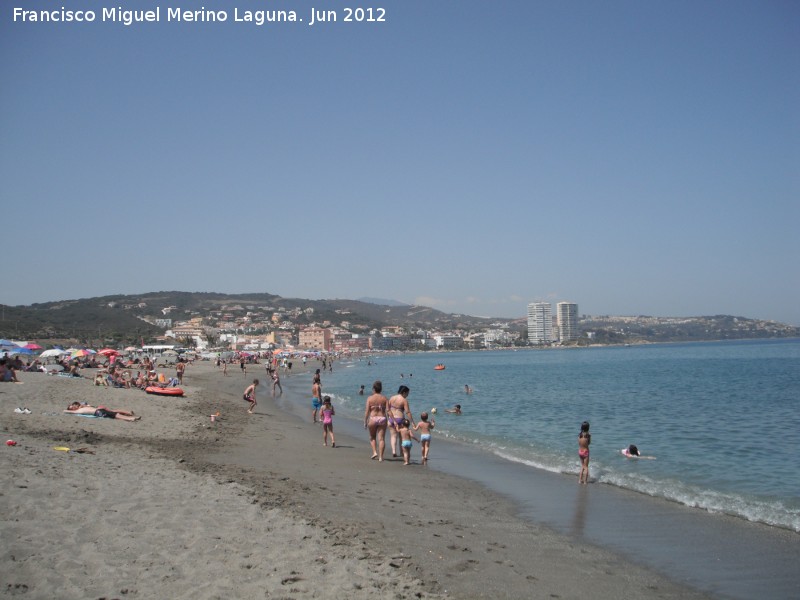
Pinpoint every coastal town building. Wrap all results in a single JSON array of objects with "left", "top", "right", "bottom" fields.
[
  {"left": 434, "top": 334, "right": 465, "bottom": 349},
  {"left": 557, "top": 302, "right": 579, "bottom": 342},
  {"left": 299, "top": 326, "right": 332, "bottom": 351},
  {"left": 527, "top": 302, "right": 553, "bottom": 345}
]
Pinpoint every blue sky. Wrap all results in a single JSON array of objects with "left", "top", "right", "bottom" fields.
[{"left": 2, "top": 1, "right": 798, "bottom": 324}]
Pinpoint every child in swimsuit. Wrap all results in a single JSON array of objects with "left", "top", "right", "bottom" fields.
[
  {"left": 578, "top": 421, "right": 591, "bottom": 484},
  {"left": 321, "top": 396, "right": 336, "bottom": 447},
  {"left": 397, "top": 418, "right": 419, "bottom": 465},
  {"left": 413, "top": 411, "right": 435, "bottom": 465}
]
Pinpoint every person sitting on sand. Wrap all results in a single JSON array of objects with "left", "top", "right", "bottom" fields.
[
  {"left": 1, "top": 359, "right": 20, "bottom": 382},
  {"left": 132, "top": 371, "right": 147, "bottom": 389},
  {"left": 111, "top": 370, "right": 132, "bottom": 389},
  {"left": 445, "top": 404, "right": 462, "bottom": 415},
  {"left": 93, "top": 372, "right": 109, "bottom": 387},
  {"left": 65, "top": 402, "right": 140, "bottom": 421}
]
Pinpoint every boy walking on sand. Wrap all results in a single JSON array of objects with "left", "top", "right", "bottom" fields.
[{"left": 413, "top": 412, "right": 435, "bottom": 465}]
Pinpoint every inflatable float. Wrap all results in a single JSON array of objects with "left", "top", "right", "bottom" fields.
[
  {"left": 434, "top": 364, "right": 446, "bottom": 371},
  {"left": 145, "top": 386, "right": 185, "bottom": 397}
]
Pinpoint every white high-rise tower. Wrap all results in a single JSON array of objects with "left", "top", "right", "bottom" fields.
[{"left": 527, "top": 302, "right": 553, "bottom": 345}]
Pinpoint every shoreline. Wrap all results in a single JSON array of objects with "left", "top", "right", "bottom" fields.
[
  {"left": 274, "top": 367, "right": 800, "bottom": 599},
  {"left": 0, "top": 360, "right": 775, "bottom": 598}
]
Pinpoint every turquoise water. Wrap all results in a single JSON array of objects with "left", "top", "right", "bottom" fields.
[{"left": 321, "top": 339, "right": 800, "bottom": 532}]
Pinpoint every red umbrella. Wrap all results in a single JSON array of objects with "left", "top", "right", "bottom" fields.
[
  {"left": 24, "top": 343, "right": 43, "bottom": 350},
  {"left": 98, "top": 348, "right": 120, "bottom": 356}
]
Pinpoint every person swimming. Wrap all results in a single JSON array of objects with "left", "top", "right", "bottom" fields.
[
  {"left": 622, "top": 444, "right": 640, "bottom": 457},
  {"left": 621, "top": 444, "right": 656, "bottom": 459}
]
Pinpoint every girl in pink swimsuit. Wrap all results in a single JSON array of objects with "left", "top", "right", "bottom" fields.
[
  {"left": 578, "top": 421, "right": 591, "bottom": 484},
  {"left": 321, "top": 396, "right": 335, "bottom": 448}
]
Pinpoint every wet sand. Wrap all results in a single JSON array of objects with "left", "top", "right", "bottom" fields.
[{"left": 1, "top": 360, "right": 720, "bottom": 598}]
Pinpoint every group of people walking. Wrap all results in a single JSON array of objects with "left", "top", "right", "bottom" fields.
[{"left": 364, "top": 381, "right": 434, "bottom": 465}]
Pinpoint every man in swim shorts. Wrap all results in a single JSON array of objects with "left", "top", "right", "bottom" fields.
[
  {"left": 311, "top": 374, "right": 323, "bottom": 422},
  {"left": 243, "top": 379, "right": 259, "bottom": 414},
  {"left": 64, "top": 402, "right": 140, "bottom": 422}
]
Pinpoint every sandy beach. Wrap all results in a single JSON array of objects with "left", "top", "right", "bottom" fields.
[{"left": 1, "top": 360, "right": 712, "bottom": 599}]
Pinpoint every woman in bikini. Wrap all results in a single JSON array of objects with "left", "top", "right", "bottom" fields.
[
  {"left": 578, "top": 421, "right": 591, "bottom": 484},
  {"left": 388, "top": 385, "right": 413, "bottom": 458},
  {"left": 364, "top": 380, "right": 388, "bottom": 461}
]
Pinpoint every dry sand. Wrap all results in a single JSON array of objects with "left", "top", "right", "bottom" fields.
[{"left": 1, "top": 361, "right": 710, "bottom": 599}]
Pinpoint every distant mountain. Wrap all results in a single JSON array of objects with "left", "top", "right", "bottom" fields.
[
  {"left": 2, "top": 291, "right": 797, "bottom": 346},
  {"left": 0, "top": 291, "right": 502, "bottom": 344},
  {"left": 356, "top": 297, "right": 410, "bottom": 307}
]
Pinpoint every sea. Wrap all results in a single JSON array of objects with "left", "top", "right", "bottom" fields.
[
  {"left": 318, "top": 339, "right": 800, "bottom": 532},
  {"left": 270, "top": 338, "right": 799, "bottom": 598}
]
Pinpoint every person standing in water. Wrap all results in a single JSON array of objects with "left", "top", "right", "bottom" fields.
[{"left": 578, "top": 421, "right": 591, "bottom": 484}]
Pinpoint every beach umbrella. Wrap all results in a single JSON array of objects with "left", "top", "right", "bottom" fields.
[
  {"left": 9, "top": 347, "right": 34, "bottom": 355},
  {"left": 40, "top": 349, "right": 67, "bottom": 358},
  {"left": 70, "top": 349, "right": 92, "bottom": 358},
  {"left": 97, "top": 348, "right": 119, "bottom": 356},
  {"left": 124, "top": 346, "right": 139, "bottom": 352},
  {"left": 24, "top": 343, "right": 44, "bottom": 350},
  {"left": 0, "top": 339, "right": 18, "bottom": 349}
]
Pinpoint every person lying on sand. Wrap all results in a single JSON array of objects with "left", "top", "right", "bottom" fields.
[{"left": 65, "top": 402, "right": 140, "bottom": 421}]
